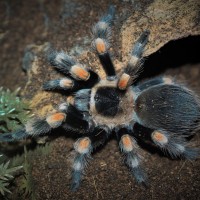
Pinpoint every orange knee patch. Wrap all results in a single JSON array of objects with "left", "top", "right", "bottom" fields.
[
  {"left": 71, "top": 65, "right": 90, "bottom": 81},
  {"left": 76, "top": 137, "right": 91, "bottom": 153},
  {"left": 95, "top": 38, "right": 107, "bottom": 54},
  {"left": 118, "top": 73, "right": 130, "bottom": 90},
  {"left": 49, "top": 113, "right": 66, "bottom": 121},
  {"left": 46, "top": 112, "right": 66, "bottom": 128},
  {"left": 152, "top": 131, "right": 168, "bottom": 144},
  {"left": 121, "top": 134, "right": 134, "bottom": 152}
]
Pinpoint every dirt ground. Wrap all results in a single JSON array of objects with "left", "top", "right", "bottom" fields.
[{"left": 0, "top": 0, "right": 200, "bottom": 200}]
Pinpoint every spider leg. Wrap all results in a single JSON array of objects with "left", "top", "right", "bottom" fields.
[
  {"left": 151, "top": 130, "right": 199, "bottom": 160},
  {"left": 137, "top": 76, "right": 174, "bottom": 91},
  {"left": 61, "top": 103, "right": 91, "bottom": 133},
  {"left": 0, "top": 102, "right": 92, "bottom": 142},
  {"left": 48, "top": 51, "right": 89, "bottom": 81},
  {"left": 118, "top": 129, "right": 147, "bottom": 184},
  {"left": 71, "top": 136, "right": 92, "bottom": 191},
  {"left": 45, "top": 51, "right": 99, "bottom": 91},
  {"left": 118, "top": 31, "right": 150, "bottom": 90},
  {"left": 43, "top": 70, "right": 99, "bottom": 91},
  {"left": 89, "top": 128, "right": 109, "bottom": 149},
  {"left": 0, "top": 111, "right": 66, "bottom": 142},
  {"left": 71, "top": 128, "right": 109, "bottom": 191},
  {"left": 92, "top": 5, "right": 116, "bottom": 77}
]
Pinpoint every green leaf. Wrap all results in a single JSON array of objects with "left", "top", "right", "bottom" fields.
[
  {"left": 0, "top": 180, "right": 11, "bottom": 196},
  {"left": 0, "top": 87, "right": 30, "bottom": 133},
  {"left": 0, "top": 157, "right": 23, "bottom": 196}
]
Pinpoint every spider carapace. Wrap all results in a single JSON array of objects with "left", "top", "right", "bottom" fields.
[{"left": 0, "top": 6, "right": 199, "bottom": 191}]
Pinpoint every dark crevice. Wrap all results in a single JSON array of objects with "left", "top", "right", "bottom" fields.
[{"left": 138, "top": 35, "right": 200, "bottom": 81}]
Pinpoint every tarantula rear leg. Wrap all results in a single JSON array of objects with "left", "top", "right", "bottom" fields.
[
  {"left": 71, "top": 137, "right": 93, "bottom": 191},
  {"left": 71, "top": 128, "right": 109, "bottom": 191},
  {"left": 151, "top": 130, "right": 199, "bottom": 160},
  {"left": 118, "top": 130, "right": 147, "bottom": 184},
  {"left": 137, "top": 76, "right": 174, "bottom": 91}
]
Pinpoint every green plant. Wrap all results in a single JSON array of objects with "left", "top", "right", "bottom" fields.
[
  {"left": 19, "top": 146, "right": 36, "bottom": 199},
  {"left": 0, "top": 143, "right": 52, "bottom": 198},
  {"left": 0, "top": 87, "right": 30, "bottom": 132},
  {"left": 19, "top": 143, "right": 52, "bottom": 199},
  {"left": 0, "top": 154, "right": 23, "bottom": 196}
]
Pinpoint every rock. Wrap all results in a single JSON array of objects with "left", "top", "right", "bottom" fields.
[
  {"left": 121, "top": 0, "right": 200, "bottom": 61},
  {"left": 23, "top": 0, "right": 200, "bottom": 117}
]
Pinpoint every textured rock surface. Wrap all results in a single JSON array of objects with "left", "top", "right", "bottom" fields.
[{"left": 121, "top": 0, "right": 200, "bottom": 60}]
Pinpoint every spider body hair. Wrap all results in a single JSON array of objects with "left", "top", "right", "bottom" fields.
[{"left": 0, "top": 5, "right": 199, "bottom": 191}]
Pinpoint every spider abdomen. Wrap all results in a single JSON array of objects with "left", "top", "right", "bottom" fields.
[{"left": 135, "top": 84, "right": 200, "bottom": 135}]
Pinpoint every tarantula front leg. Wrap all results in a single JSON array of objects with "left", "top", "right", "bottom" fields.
[
  {"left": 118, "top": 31, "right": 149, "bottom": 89},
  {"left": 92, "top": 5, "right": 116, "bottom": 77},
  {"left": 43, "top": 51, "right": 99, "bottom": 91},
  {"left": 118, "top": 129, "right": 147, "bottom": 184},
  {"left": 151, "top": 130, "right": 199, "bottom": 160},
  {"left": 118, "top": 31, "right": 150, "bottom": 90}
]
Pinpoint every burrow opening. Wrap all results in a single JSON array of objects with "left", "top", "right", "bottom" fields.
[{"left": 140, "top": 35, "right": 200, "bottom": 80}]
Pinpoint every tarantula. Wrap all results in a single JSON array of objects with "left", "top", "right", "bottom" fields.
[{"left": 0, "top": 6, "right": 199, "bottom": 191}]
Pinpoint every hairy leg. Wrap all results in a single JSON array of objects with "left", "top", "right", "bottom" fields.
[
  {"left": 151, "top": 130, "right": 199, "bottom": 160},
  {"left": 118, "top": 129, "right": 147, "bottom": 184},
  {"left": 92, "top": 5, "right": 116, "bottom": 77},
  {"left": 118, "top": 31, "right": 150, "bottom": 90}
]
